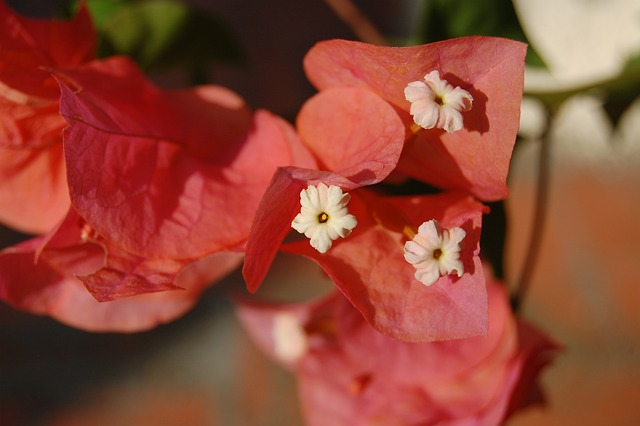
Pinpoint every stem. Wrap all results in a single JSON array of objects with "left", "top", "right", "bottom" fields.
[
  {"left": 324, "top": 0, "right": 388, "bottom": 46},
  {"left": 511, "top": 109, "right": 553, "bottom": 312}
]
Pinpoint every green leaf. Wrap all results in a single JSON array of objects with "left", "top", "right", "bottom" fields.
[
  {"left": 81, "top": 0, "right": 131, "bottom": 28},
  {"left": 75, "top": 0, "right": 244, "bottom": 75},
  {"left": 101, "top": 0, "right": 189, "bottom": 67},
  {"left": 151, "top": 6, "right": 245, "bottom": 73}
]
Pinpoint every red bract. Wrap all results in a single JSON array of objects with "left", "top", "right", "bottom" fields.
[
  {"left": 0, "top": 209, "right": 242, "bottom": 331},
  {"left": 60, "top": 56, "right": 315, "bottom": 259},
  {"left": 1, "top": 47, "right": 317, "bottom": 324},
  {"left": 243, "top": 87, "right": 405, "bottom": 292},
  {"left": 56, "top": 56, "right": 315, "bottom": 298},
  {"left": 303, "top": 37, "right": 526, "bottom": 201},
  {"left": 284, "top": 190, "right": 488, "bottom": 342},
  {"left": 237, "top": 273, "right": 558, "bottom": 426},
  {"left": 0, "top": 1, "right": 95, "bottom": 233}
]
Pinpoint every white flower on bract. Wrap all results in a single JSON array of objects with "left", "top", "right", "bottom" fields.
[
  {"left": 404, "top": 219, "right": 466, "bottom": 286},
  {"left": 272, "top": 313, "right": 308, "bottom": 363},
  {"left": 291, "top": 183, "right": 357, "bottom": 254},
  {"left": 404, "top": 70, "right": 473, "bottom": 133}
]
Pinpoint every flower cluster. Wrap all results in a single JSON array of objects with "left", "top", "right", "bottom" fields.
[
  {"left": 243, "top": 36, "right": 527, "bottom": 342},
  {"left": 0, "top": 2, "right": 556, "bottom": 423}
]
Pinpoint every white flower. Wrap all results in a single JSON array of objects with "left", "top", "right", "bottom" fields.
[
  {"left": 403, "top": 219, "right": 466, "bottom": 286},
  {"left": 404, "top": 70, "right": 473, "bottom": 133},
  {"left": 272, "top": 313, "right": 308, "bottom": 363},
  {"left": 291, "top": 183, "right": 357, "bottom": 253}
]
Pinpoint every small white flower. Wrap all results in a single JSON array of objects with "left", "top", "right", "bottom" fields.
[
  {"left": 404, "top": 70, "right": 473, "bottom": 133},
  {"left": 272, "top": 313, "right": 308, "bottom": 363},
  {"left": 291, "top": 183, "right": 357, "bottom": 253},
  {"left": 403, "top": 219, "right": 466, "bottom": 286}
]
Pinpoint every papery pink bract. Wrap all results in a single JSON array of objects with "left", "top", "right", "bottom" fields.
[
  {"left": 0, "top": 1, "right": 95, "bottom": 233},
  {"left": 296, "top": 87, "right": 405, "bottom": 183},
  {"left": 0, "top": 209, "right": 242, "bottom": 332},
  {"left": 0, "top": 1, "right": 95, "bottom": 100},
  {"left": 237, "top": 275, "right": 558, "bottom": 426},
  {"left": 284, "top": 190, "right": 487, "bottom": 342},
  {"left": 243, "top": 87, "right": 405, "bottom": 292},
  {"left": 0, "top": 244, "right": 242, "bottom": 332},
  {"left": 2, "top": 48, "right": 316, "bottom": 321},
  {"left": 0, "top": 144, "right": 69, "bottom": 233},
  {"left": 303, "top": 37, "right": 526, "bottom": 201},
  {"left": 58, "top": 56, "right": 315, "bottom": 264}
]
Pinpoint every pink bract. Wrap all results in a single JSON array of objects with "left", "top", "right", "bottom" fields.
[
  {"left": 2, "top": 41, "right": 317, "bottom": 325},
  {"left": 283, "top": 190, "right": 488, "bottom": 342},
  {"left": 236, "top": 273, "right": 558, "bottom": 426},
  {"left": 0, "top": 215, "right": 242, "bottom": 332},
  {"left": 0, "top": 1, "right": 95, "bottom": 100},
  {"left": 0, "top": 1, "right": 95, "bottom": 233},
  {"left": 59, "top": 56, "right": 316, "bottom": 264},
  {"left": 303, "top": 37, "right": 526, "bottom": 201}
]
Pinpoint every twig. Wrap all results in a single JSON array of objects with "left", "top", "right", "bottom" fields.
[
  {"left": 324, "top": 0, "right": 388, "bottom": 46},
  {"left": 511, "top": 109, "right": 553, "bottom": 312}
]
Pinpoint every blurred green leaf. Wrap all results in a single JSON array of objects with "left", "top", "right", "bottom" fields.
[
  {"left": 102, "top": 0, "right": 188, "bottom": 67},
  {"left": 622, "top": 49, "right": 640, "bottom": 73},
  {"left": 73, "top": 0, "right": 244, "bottom": 76},
  {"left": 416, "top": 0, "right": 545, "bottom": 67},
  {"left": 80, "top": 0, "right": 131, "bottom": 27},
  {"left": 152, "top": 6, "right": 245, "bottom": 73}
]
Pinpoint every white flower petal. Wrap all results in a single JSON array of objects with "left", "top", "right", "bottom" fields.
[
  {"left": 438, "top": 105, "right": 464, "bottom": 133},
  {"left": 444, "top": 226, "right": 466, "bottom": 251},
  {"left": 414, "top": 261, "right": 440, "bottom": 286},
  {"left": 404, "top": 81, "right": 430, "bottom": 102}
]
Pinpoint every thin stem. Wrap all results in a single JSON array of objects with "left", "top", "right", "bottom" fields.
[
  {"left": 324, "top": 0, "right": 388, "bottom": 46},
  {"left": 511, "top": 109, "right": 553, "bottom": 312}
]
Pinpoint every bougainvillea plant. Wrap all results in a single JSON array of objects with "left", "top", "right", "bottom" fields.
[{"left": 0, "top": 1, "right": 563, "bottom": 423}]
